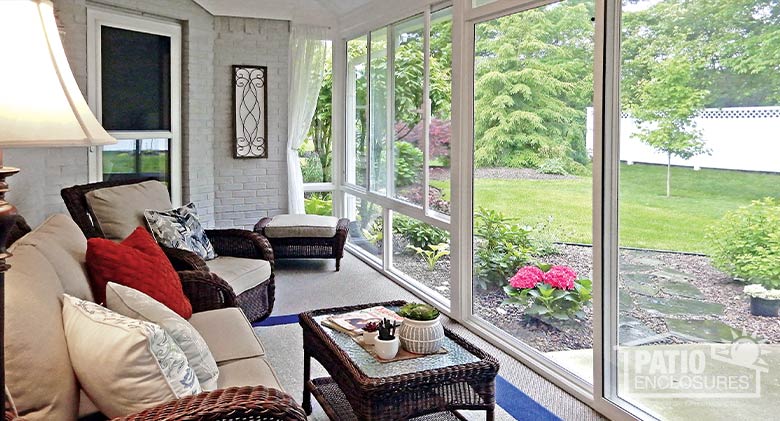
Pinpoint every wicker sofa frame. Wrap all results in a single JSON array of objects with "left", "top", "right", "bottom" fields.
[
  {"left": 254, "top": 217, "right": 349, "bottom": 271},
  {"left": 3, "top": 218, "right": 306, "bottom": 421},
  {"left": 61, "top": 178, "right": 275, "bottom": 321}
]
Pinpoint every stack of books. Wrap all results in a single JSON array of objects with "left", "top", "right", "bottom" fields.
[{"left": 321, "top": 306, "right": 403, "bottom": 336}]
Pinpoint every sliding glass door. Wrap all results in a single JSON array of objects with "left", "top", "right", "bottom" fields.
[
  {"left": 471, "top": 0, "right": 596, "bottom": 384},
  {"left": 611, "top": 0, "right": 780, "bottom": 418}
]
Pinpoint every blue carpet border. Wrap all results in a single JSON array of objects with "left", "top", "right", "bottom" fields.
[{"left": 254, "top": 313, "right": 561, "bottom": 420}]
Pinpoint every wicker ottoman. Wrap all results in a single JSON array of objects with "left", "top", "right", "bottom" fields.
[{"left": 255, "top": 215, "right": 349, "bottom": 271}]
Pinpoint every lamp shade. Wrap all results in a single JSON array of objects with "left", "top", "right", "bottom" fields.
[{"left": 0, "top": 0, "right": 116, "bottom": 147}]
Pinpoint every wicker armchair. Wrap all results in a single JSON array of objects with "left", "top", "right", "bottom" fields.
[{"left": 61, "top": 178, "right": 275, "bottom": 321}]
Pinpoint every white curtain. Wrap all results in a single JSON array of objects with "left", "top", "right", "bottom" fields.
[{"left": 287, "top": 24, "right": 327, "bottom": 214}]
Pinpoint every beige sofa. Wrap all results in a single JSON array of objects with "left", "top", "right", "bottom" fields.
[{"left": 4, "top": 214, "right": 304, "bottom": 420}]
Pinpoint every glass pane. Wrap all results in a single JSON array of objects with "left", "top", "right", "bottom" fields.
[
  {"left": 345, "top": 194, "right": 383, "bottom": 261},
  {"left": 473, "top": 0, "right": 498, "bottom": 7},
  {"left": 369, "top": 28, "right": 389, "bottom": 194},
  {"left": 347, "top": 36, "right": 368, "bottom": 188},
  {"left": 429, "top": 8, "right": 453, "bottom": 216},
  {"left": 304, "top": 192, "right": 333, "bottom": 216},
  {"left": 616, "top": 0, "right": 780, "bottom": 417},
  {"left": 392, "top": 16, "right": 425, "bottom": 206},
  {"left": 301, "top": 42, "right": 333, "bottom": 184},
  {"left": 103, "top": 138, "right": 170, "bottom": 184},
  {"left": 101, "top": 26, "right": 171, "bottom": 131},
  {"left": 391, "top": 212, "right": 450, "bottom": 300},
  {"left": 472, "top": 0, "right": 595, "bottom": 384}
]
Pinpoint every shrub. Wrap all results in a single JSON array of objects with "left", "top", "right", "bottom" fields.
[
  {"left": 473, "top": 207, "right": 536, "bottom": 289},
  {"left": 538, "top": 158, "right": 568, "bottom": 175},
  {"left": 300, "top": 152, "right": 324, "bottom": 183},
  {"left": 504, "top": 264, "right": 592, "bottom": 321},
  {"left": 393, "top": 215, "right": 449, "bottom": 250},
  {"left": 394, "top": 141, "right": 424, "bottom": 187},
  {"left": 304, "top": 196, "right": 332, "bottom": 216},
  {"left": 706, "top": 197, "right": 780, "bottom": 289}
]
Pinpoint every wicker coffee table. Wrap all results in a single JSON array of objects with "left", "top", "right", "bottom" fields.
[{"left": 299, "top": 301, "right": 499, "bottom": 420}]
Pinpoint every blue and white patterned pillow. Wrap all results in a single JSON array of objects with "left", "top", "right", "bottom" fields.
[
  {"left": 144, "top": 203, "right": 216, "bottom": 260},
  {"left": 62, "top": 294, "right": 201, "bottom": 418}
]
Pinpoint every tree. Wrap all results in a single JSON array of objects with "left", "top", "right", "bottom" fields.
[
  {"left": 620, "top": 0, "right": 779, "bottom": 195},
  {"left": 308, "top": 61, "right": 332, "bottom": 182},
  {"left": 473, "top": 2, "right": 594, "bottom": 171}
]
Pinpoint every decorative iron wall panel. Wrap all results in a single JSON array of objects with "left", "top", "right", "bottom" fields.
[{"left": 233, "top": 65, "right": 268, "bottom": 158}]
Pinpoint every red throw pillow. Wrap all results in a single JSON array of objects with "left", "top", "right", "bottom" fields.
[{"left": 86, "top": 227, "right": 192, "bottom": 318}]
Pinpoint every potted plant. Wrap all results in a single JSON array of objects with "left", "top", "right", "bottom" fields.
[
  {"left": 374, "top": 318, "right": 400, "bottom": 359},
  {"left": 744, "top": 284, "right": 780, "bottom": 317},
  {"left": 397, "top": 302, "right": 445, "bottom": 354},
  {"left": 362, "top": 320, "right": 380, "bottom": 345},
  {"left": 503, "top": 264, "right": 592, "bottom": 322}
]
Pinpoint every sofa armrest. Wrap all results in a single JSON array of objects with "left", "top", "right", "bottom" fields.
[
  {"left": 112, "top": 386, "right": 306, "bottom": 421},
  {"left": 206, "top": 229, "right": 275, "bottom": 264},
  {"left": 179, "top": 270, "right": 237, "bottom": 313},
  {"left": 162, "top": 245, "right": 209, "bottom": 272}
]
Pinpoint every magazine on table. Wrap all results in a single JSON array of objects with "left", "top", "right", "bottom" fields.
[{"left": 321, "top": 306, "right": 403, "bottom": 336}]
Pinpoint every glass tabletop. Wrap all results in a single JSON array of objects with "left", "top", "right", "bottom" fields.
[{"left": 314, "top": 309, "right": 481, "bottom": 378}]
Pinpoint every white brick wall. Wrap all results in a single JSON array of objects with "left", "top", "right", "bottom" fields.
[
  {"left": 7, "top": 1, "right": 291, "bottom": 229},
  {"left": 212, "top": 17, "right": 290, "bottom": 229}
]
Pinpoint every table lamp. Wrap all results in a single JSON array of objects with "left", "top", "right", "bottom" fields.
[{"left": 0, "top": 0, "right": 117, "bottom": 395}]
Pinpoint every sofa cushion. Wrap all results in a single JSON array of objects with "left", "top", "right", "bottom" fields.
[
  {"left": 106, "top": 282, "right": 219, "bottom": 391},
  {"left": 206, "top": 256, "right": 272, "bottom": 296},
  {"left": 5, "top": 243, "right": 78, "bottom": 420},
  {"left": 10, "top": 213, "right": 92, "bottom": 301},
  {"left": 188, "top": 307, "right": 265, "bottom": 363},
  {"left": 264, "top": 214, "right": 339, "bottom": 238},
  {"left": 145, "top": 203, "right": 216, "bottom": 260},
  {"left": 85, "top": 180, "right": 172, "bottom": 241},
  {"left": 62, "top": 295, "right": 201, "bottom": 418},
  {"left": 217, "top": 357, "right": 284, "bottom": 392},
  {"left": 86, "top": 227, "right": 192, "bottom": 318}
]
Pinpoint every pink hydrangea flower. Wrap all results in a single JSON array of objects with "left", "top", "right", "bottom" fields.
[
  {"left": 543, "top": 265, "right": 577, "bottom": 290},
  {"left": 509, "top": 266, "right": 544, "bottom": 289}
]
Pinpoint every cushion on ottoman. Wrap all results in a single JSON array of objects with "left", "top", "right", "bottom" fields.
[{"left": 263, "top": 214, "right": 339, "bottom": 238}]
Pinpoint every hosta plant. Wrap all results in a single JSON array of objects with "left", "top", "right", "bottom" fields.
[
  {"left": 408, "top": 242, "right": 450, "bottom": 271},
  {"left": 503, "top": 264, "right": 592, "bottom": 321}
]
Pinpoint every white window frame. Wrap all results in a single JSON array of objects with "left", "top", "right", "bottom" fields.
[
  {"left": 337, "top": 0, "right": 648, "bottom": 419},
  {"left": 86, "top": 8, "right": 182, "bottom": 206}
]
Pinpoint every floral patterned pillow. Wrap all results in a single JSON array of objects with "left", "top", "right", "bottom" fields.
[
  {"left": 144, "top": 203, "right": 216, "bottom": 260},
  {"left": 62, "top": 294, "right": 201, "bottom": 418}
]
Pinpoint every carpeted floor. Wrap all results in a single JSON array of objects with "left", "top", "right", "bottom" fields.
[{"left": 254, "top": 254, "right": 606, "bottom": 421}]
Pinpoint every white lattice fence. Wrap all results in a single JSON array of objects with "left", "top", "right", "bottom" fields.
[{"left": 586, "top": 106, "right": 780, "bottom": 173}]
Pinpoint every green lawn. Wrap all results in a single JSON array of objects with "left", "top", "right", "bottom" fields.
[
  {"left": 432, "top": 164, "right": 780, "bottom": 253},
  {"left": 103, "top": 151, "right": 168, "bottom": 175}
]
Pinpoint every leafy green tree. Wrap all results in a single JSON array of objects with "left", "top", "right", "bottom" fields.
[
  {"left": 620, "top": 0, "right": 779, "bottom": 195},
  {"left": 308, "top": 62, "right": 332, "bottom": 182},
  {"left": 473, "top": 2, "right": 594, "bottom": 171}
]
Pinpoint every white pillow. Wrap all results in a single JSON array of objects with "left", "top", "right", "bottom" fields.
[
  {"left": 105, "top": 282, "right": 219, "bottom": 390},
  {"left": 62, "top": 294, "right": 201, "bottom": 418}
]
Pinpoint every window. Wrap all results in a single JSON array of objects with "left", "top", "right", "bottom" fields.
[
  {"left": 471, "top": 0, "right": 595, "bottom": 384},
  {"left": 87, "top": 9, "right": 181, "bottom": 205},
  {"left": 300, "top": 42, "right": 334, "bottom": 214},
  {"left": 343, "top": 5, "right": 453, "bottom": 304}
]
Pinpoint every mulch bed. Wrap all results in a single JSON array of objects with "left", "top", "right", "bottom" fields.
[{"left": 392, "top": 240, "right": 780, "bottom": 353}]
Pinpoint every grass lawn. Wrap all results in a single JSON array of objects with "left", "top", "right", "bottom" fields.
[
  {"left": 103, "top": 151, "right": 168, "bottom": 175},
  {"left": 432, "top": 163, "right": 780, "bottom": 253}
]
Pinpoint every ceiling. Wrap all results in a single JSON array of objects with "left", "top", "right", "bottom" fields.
[{"left": 194, "top": 0, "right": 373, "bottom": 25}]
